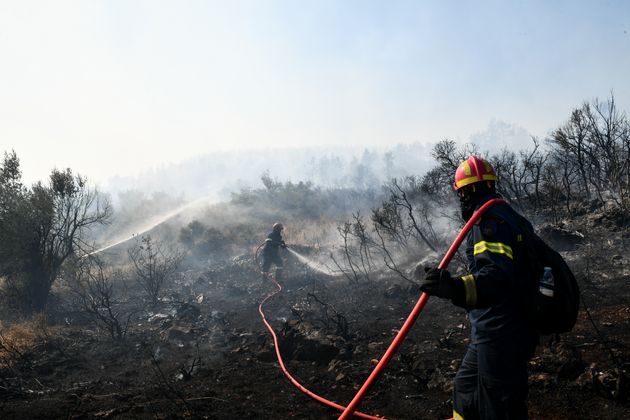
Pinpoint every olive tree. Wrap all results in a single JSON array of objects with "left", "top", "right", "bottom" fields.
[{"left": 0, "top": 151, "right": 111, "bottom": 315}]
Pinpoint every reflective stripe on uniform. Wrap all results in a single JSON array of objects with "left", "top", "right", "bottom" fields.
[
  {"left": 473, "top": 240, "right": 513, "bottom": 259},
  {"left": 453, "top": 409, "right": 464, "bottom": 420},
  {"left": 461, "top": 274, "right": 477, "bottom": 308}
]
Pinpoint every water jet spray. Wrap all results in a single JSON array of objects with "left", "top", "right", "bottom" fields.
[
  {"left": 286, "top": 248, "right": 339, "bottom": 276},
  {"left": 84, "top": 196, "right": 215, "bottom": 257}
]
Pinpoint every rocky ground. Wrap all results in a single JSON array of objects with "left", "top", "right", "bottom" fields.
[{"left": 1, "top": 222, "right": 629, "bottom": 419}]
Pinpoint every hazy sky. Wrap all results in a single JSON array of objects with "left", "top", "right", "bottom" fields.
[{"left": 1, "top": 1, "right": 629, "bottom": 186}]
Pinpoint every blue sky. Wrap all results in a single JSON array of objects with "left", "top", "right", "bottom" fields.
[{"left": 1, "top": 0, "right": 629, "bottom": 185}]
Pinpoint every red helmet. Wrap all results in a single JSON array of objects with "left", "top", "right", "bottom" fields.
[
  {"left": 454, "top": 156, "right": 497, "bottom": 190},
  {"left": 272, "top": 222, "right": 284, "bottom": 232}
]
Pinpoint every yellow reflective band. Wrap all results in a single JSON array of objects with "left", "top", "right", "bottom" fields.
[
  {"left": 454, "top": 174, "right": 497, "bottom": 189},
  {"left": 461, "top": 274, "right": 477, "bottom": 308},
  {"left": 453, "top": 408, "right": 465, "bottom": 420},
  {"left": 517, "top": 234, "right": 523, "bottom": 242},
  {"left": 463, "top": 160, "right": 471, "bottom": 176},
  {"left": 455, "top": 175, "right": 480, "bottom": 189},
  {"left": 473, "top": 241, "right": 513, "bottom": 260}
]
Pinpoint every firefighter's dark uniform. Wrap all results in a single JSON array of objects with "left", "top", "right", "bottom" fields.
[
  {"left": 453, "top": 193, "right": 538, "bottom": 420},
  {"left": 261, "top": 229, "right": 286, "bottom": 280}
]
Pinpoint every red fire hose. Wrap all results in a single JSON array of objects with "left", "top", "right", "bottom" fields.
[
  {"left": 255, "top": 243, "right": 384, "bottom": 419},
  {"left": 338, "top": 198, "right": 505, "bottom": 419},
  {"left": 254, "top": 198, "right": 504, "bottom": 419}
]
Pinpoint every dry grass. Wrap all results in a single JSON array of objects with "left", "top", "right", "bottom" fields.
[{"left": 0, "top": 315, "right": 50, "bottom": 365}]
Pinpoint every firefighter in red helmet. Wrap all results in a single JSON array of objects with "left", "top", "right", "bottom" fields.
[
  {"left": 454, "top": 156, "right": 498, "bottom": 221},
  {"left": 417, "top": 156, "right": 538, "bottom": 420},
  {"left": 261, "top": 222, "right": 287, "bottom": 281}
]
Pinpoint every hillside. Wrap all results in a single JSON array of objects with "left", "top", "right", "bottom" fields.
[{"left": 0, "top": 203, "right": 628, "bottom": 419}]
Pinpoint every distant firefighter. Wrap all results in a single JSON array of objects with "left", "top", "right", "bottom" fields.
[{"left": 260, "top": 222, "right": 287, "bottom": 281}]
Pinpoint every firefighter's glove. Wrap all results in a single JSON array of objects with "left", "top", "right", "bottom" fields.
[
  {"left": 420, "top": 267, "right": 455, "bottom": 299},
  {"left": 419, "top": 267, "right": 468, "bottom": 308},
  {"left": 280, "top": 241, "right": 287, "bottom": 249}
]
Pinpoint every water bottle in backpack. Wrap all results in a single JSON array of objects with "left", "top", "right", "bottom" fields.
[{"left": 539, "top": 266, "right": 554, "bottom": 298}]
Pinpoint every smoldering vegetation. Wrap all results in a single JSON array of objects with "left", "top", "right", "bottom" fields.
[{"left": 0, "top": 94, "right": 629, "bottom": 418}]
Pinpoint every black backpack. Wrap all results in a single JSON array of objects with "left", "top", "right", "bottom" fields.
[{"left": 511, "top": 212, "right": 580, "bottom": 334}]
